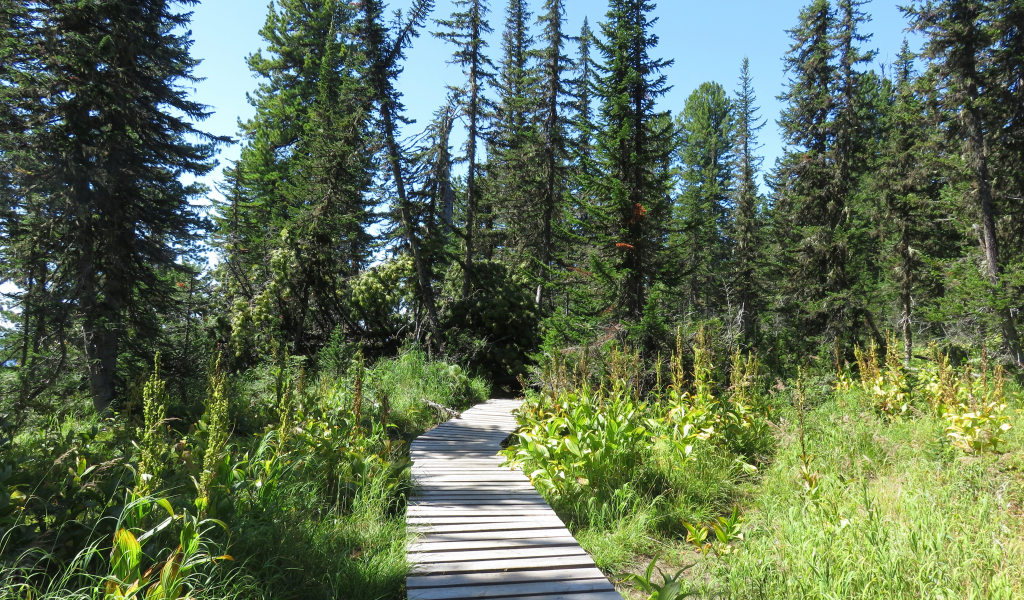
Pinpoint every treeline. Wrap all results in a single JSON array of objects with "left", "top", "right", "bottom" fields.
[{"left": 2, "top": 0, "right": 1024, "bottom": 419}]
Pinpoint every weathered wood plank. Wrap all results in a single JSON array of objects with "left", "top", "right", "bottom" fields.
[
  {"left": 410, "top": 554, "right": 597, "bottom": 575},
  {"left": 407, "top": 516, "right": 566, "bottom": 526},
  {"left": 410, "top": 527, "right": 572, "bottom": 542},
  {"left": 408, "top": 543, "right": 589, "bottom": 564},
  {"left": 409, "top": 536, "right": 579, "bottom": 553},
  {"left": 409, "top": 516, "right": 569, "bottom": 528},
  {"left": 407, "top": 578, "right": 614, "bottom": 600},
  {"left": 406, "top": 567, "right": 609, "bottom": 589}
]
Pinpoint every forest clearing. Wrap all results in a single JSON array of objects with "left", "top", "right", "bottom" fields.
[{"left": 2, "top": 0, "right": 1023, "bottom": 598}]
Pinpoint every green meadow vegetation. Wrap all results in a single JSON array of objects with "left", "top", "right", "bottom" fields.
[
  {"left": 0, "top": 350, "right": 488, "bottom": 599},
  {"left": 500, "top": 331, "right": 1024, "bottom": 599}
]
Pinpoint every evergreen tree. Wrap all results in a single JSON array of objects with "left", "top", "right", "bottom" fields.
[
  {"left": 221, "top": 0, "right": 375, "bottom": 359},
  {"left": 672, "top": 82, "right": 735, "bottom": 320},
  {"left": 732, "top": 58, "right": 766, "bottom": 344},
  {"left": 908, "top": 0, "right": 1024, "bottom": 366},
  {"left": 772, "top": 0, "right": 849, "bottom": 346},
  {"left": 874, "top": 43, "right": 944, "bottom": 366},
  {"left": 533, "top": 0, "right": 572, "bottom": 306},
  {"left": 569, "top": 18, "right": 597, "bottom": 167},
  {"left": 434, "top": 0, "right": 494, "bottom": 296},
  {"left": 987, "top": 0, "right": 1024, "bottom": 363},
  {"left": 548, "top": 17, "right": 601, "bottom": 330},
  {"left": 488, "top": 0, "right": 540, "bottom": 262},
  {"left": 833, "top": 0, "right": 883, "bottom": 345},
  {"left": 6, "top": 0, "right": 219, "bottom": 412},
  {"left": 589, "top": 0, "right": 674, "bottom": 321},
  {"left": 360, "top": 0, "right": 440, "bottom": 346}
]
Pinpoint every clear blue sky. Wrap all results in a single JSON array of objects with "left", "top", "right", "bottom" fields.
[{"left": 185, "top": 0, "right": 921, "bottom": 198}]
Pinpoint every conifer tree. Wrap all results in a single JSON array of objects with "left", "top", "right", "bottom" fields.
[
  {"left": 908, "top": 0, "right": 1024, "bottom": 367},
  {"left": 549, "top": 17, "right": 601, "bottom": 326},
  {"left": 488, "top": 0, "right": 540, "bottom": 261},
  {"left": 732, "top": 58, "right": 766, "bottom": 344},
  {"left": 589, "top": 0, "right": 674, "bottom": 321},
  {"left": 533, "top": 0, "right": 572, "bottom": 306},
  {"left": 360, "top": 0, "right": 441, "bottom": 345},
  {"left": 773, "top": 0, "right": 845, "bottom": 345},
  {"left": 6, "top": 0, "right": 219, "bottom": 412},
  {"left": 570, "top": 18, "right": 597, "bottom": 167},
  {"left": 875, "top": 43, "right": 941, "bottom": 366},
  {"left": 673, "top": 82, "right": 735, "bottom": 320},
  {"left": 223, "top": 0, "right": 375, "bottom": 359},
  {"left": 434, "top": 0, "right": 494, "bottom": 296}
]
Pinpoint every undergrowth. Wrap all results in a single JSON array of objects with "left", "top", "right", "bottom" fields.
[
  {"left": 505, "top": 331, "right": 1024, "bottom": 599},
  {"left": 0, "top": 348, "right": 488, "bottom": 600}
]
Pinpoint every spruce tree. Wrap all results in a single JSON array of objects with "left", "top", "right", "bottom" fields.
[
  {"left": 223, "top": 0, "right": 375, "bottom": 359},
  {"left": 488, "top": 0, "right": 540, "bottom": 262},
  {"left": 434, "top": 0, "right": 494, "bottom": 297},
  {"left": 907, "top": 0, "right": 1024, "bottom": 366},
  {"left": 533, "top": 0, "right": 572, "bottom": 306},
  {"left": 773, "top": 0, "right": 846, "bottom": 346},
  {"left": 732, "top": 58, "right": 766, "bottom": 344},
  {"left": 7, "top": 0, "right": 219, "bottom": 412},
  {"left": 875, "top": 43, "right": 942, "bottom": 366},
  {"left": 589, "top": 0, "right": 674, "bottom": 321}
]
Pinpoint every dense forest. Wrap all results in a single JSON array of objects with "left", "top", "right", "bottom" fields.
[{"left": 1, "top": 0, "right": 1023, "bottom": 599}]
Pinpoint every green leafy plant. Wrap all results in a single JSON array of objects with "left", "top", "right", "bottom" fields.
[
  {"left": 500, "top": 386, "right": 653, "bottom": 506},
  {"left": 622, "top": 555, "right": 695, "bottom": 600},
  {"left": 135, "top": 354, "right": 169, "bottom": 498},
  {"left": 918, "top": 347, "right": 1014, "bottom": 454},
  {"left": 102, "top": 498, "right": 232, "bottom": 600},
  {"left": 854, "top": 335, "right": 910, "bottom": 419}
]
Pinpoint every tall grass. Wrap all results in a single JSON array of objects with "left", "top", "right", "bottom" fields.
[{"left": 704, "top": 390, "right": 1024, "bottom": 600}]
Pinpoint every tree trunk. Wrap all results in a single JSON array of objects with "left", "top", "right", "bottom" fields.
[
  {"left": 964, "top": 102, "right": 1024, "bottom": 367},
  {"left": 463, "top": 28, "right": 480, "bottom": 298},
  {"left": 381, "top": 103, "right": 441, "bottom": 343}
]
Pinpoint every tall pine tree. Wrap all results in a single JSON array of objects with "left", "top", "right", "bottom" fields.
[
  {"left": 672, "top": 82, "right": 735, "bottom": 321},
  {"left": 588, "top": 0, "right": 674, "bottom": 321},
  {"left": 7, "top": 0, "right": 219, "bottom": 411},
  {"left": 732, "top": 58, "right": 766, "bottom": 345},
  {"left": 434, "top": 0, "right": 494, "bottom": 296},
  {"left": 221, "top": 0, "right": 375, "bottom": 359},
  {"left": 908, "top": 0, "right": 1024, "bottom": 366}
]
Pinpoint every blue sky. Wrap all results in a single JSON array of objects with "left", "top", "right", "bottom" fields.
[{"left": 185, "top": 0, "right": 922, "bottom": 198}]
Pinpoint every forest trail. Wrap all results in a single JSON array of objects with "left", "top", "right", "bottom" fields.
[{"left": 407, "top": 399, "right": 623, "bottom": 600}]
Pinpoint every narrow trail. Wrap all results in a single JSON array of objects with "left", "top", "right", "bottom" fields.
[{"left": 407, "top": 399, "right": 624, "bottom": 600}]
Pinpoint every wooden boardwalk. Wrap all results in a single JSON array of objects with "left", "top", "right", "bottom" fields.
[{"left": 408, "top": 399, "right": 623, "bottom": 600}]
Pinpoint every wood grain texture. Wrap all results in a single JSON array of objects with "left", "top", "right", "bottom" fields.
[{"left": 406, "top": 399, "right": 623, "bottom": 600}]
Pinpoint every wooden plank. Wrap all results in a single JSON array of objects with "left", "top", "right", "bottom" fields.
[
  {"left": 409, "top": 545, "right": 589, "bottom": 565},
  {"left": 408, "top": 516, "right": 565, "bottom": 526},
  {"left": 407, "top": 567, "right": 609, "bottom": 589},
  {"left": 408, "top": 578, "right": 614, "bottom": 600},
  {"left": 409, "top": 536, "right": 579, "bottom": 553},
  {"left": 411, "top": 528, "right": 572, "bottom": 542},
  {"left": 408, "top": 511, "right": 555, "bottom": 518},
  {"left": 411, "top": 479, "right": 532, "bottom": 483},
  {"left": 414, "top": 490, "right": 542, "bottom": 498},
  {"left": 409, "top": 519, "right": 566, "bottom": 531},
  {"left": 410, "top": 554, "right": 597, "bottom": 575},
  {"left": 407, "top": 495, "right": 552, "bottom": 503}
]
